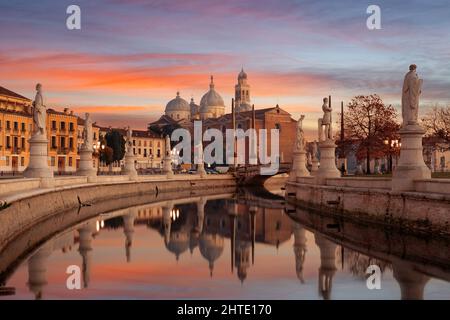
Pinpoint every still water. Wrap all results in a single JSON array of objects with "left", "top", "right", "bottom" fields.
[{"left": 0, "top": 189, "right": 449, "bottom": 300}]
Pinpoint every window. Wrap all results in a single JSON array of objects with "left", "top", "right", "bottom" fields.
[
  {"left": 60, "top": 122, "right": 66, "bottom": 130},
  {"left": 133, "top": 148, "right": 136, "bottom": 155},
  {"left": 51, "top": 136, "right": 57, "bottom": 149},
  {"left": 21, "top": 157, "right": 25, "bottom": 166},
  {"left": 13, "top": 137, "right": 18, "bottom": 149},
  {"left": 149, "top": 148, "right": 153, "bottom": 155},
  {"left": 6, "top": 136, "right": 11, "bottom": 148},
  {"left": 51, "top": 121, "right": 57, "bottom": 130},
  {"left": 69, "top": 157, "right": 73, "bottom": 167},
  {"left": 60, "top": 137, "right": 66, "bottom": 148},
  {"left": 69, "top": 137, "right": 74, "bottom": 149},
  {"left": 157, "top": 149, "right": 161, "bottom": 157},
  {"left": 6, "top": 121, "right": 10, "bottom": 130},
  {"left": 144, "top": 141, "right": 147, "bottom": 147},
  {"left": 275, "top": 123, "right": 281, "bottom": 131},
  {"left": 144, "top": 149, "right": 147, "bottom": 157},
  {"left": 93, "top": 132, "right": 97, "bottom": 140},
  {"left": 69, "top": 122, "right": 74, "bottom": 131},
  {"left": 138, "top": 148, "right": 141, "bottom": 155},
  {"left": 21, "top": 122, "right": 26, "bottom": 131},
  {"left": 21, "top": 138, "right": 25, "bottom": 150},
  {"left": 13, "top": 122, "right": 18, "bottom": 131},
  {"left": 133, "top": 140, "right": 136, "bottom": 146},
  {"left": 138, "top": 140, "right": 141, "bottom": 146}
]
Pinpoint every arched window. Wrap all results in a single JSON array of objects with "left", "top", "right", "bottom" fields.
[{"left": 275, "top": 123, "right": 281, "bottom": 131}]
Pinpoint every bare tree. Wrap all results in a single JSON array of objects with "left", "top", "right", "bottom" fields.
[
  {"left": 422, "top": 105, "right": 450, "bottom": 144},
  {"left": 343, "top": 95, "right": 400, "bottom": 174}
]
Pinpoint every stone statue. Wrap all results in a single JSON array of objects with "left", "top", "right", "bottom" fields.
[
  {"left": 165, "top": 135, "right": 171, "bottom": 157},
  {"left": 402, "top": 64, "right": 423, "bottom": 126},
  {"left": 32, "top": 83, "right": 46, "bottom": 135},
  {"left": 126, "top": 126, "right": 133, "bottom": 154},
  {"left": 296, "top": 115, "right": 305, "bottom": 151},
  {"left": 321, "top": 97, "right": 332, "bottom": 140},
  {"left": 83, "top": 113, "right": 93, "bottom": 150}
]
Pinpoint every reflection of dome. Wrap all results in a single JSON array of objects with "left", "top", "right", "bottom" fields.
[
  {"left": 165, "top": 231, "right": 189, "bottom": 260},
  {"left": 200, "top": 76, "right": 225, "bottom": 119},
  {"left": 199, "top": 233, "right": 224, "bottom": 276}
]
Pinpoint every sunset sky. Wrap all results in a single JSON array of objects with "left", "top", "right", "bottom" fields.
[{"left": 1, "top": 0, "right": 449, "bottom": 135}]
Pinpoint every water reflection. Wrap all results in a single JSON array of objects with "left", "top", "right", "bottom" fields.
[{"left": 0, "top": 188, "right": 449, "bottom": 300}]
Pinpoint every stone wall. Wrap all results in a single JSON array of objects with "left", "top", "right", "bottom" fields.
[
  {"left": 287, "top": 180, "right": 450, "bottom": 237},
  {"left": 0, "top": 175, "right": 236, "bottom": 254}
]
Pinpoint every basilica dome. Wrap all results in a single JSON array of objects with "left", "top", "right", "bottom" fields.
[
  {"left": 200, "top": 76, "right": 225, "bottom": 119},
  {"left": 165, "top": 92, "right": 191, "bottom": 120},
  {"left": 199, "top": 233, "right": 224, "bottom": 276}
]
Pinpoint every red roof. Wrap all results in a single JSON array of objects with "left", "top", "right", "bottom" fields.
[{"left": 0, "top": 86, "right": 31, "bottom": 101}]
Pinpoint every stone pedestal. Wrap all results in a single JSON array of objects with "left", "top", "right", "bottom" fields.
[
  {"left": 315, "top": 139, "right": 340, "bottom": 184},
  {"left": 289, "top": 150, "right": 309, "bottom": 182},
  {"left": 392, "top": 124, "right": 431, "bottom": 192},
  {"left": 23, "top": 134, "right": 53, "bottom": 179},
  {"left": 310, "top": 159, "right": 319, "bottom": 176},
  {"left": 197, "top": 163, "right": 207, "bottom": 178},
  {"left": 123, "top": 153, "right": 137, "bottom": 179},
  {"left": 77, "top": 147, "right": 97, "bottom": 182},
  {"left": 163, "top": 155, "right": 173, "bottom": 179}
]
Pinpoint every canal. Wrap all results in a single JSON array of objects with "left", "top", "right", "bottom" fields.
[{"left": 0, "top": 187, "right": 449, "bottom": 300}]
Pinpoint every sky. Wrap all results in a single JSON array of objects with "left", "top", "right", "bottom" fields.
[{"left": 1, "top": 0, "right": 450, "bottom": 136}]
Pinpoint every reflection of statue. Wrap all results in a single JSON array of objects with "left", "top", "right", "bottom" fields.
[
  {"left": 83, "top": 113, "right": 93, "bottom": 149},
  {"left": 321, "top": 97, "right": 332, "bottom": 140},
  {"left": 401, "top": 64, "right": 422, "bottom": 126},
  {"left": 296, "top": 115, "right": 305, "bottom": 151},
  {"left": 32, "top": 83, "right": 46, "bottom": 135},
  {"left": 312, "top": 141, "right": 318, "bottom": 160}
]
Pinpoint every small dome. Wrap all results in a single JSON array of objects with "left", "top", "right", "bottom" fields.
[
  {"left": 165, "top": 231, "right": 189, "bottom": 260},
  {"left": 238, "top": 68, "right": 247, "bottom": 80},
  {"left": 200, "top": 76, "right": 225, "bottom": 113},
  {"left": 165, "top": 92, "right": 190, "bottom": 113},
  {"left": 199, "top": 233, "right": 224, "bottom": 263}
]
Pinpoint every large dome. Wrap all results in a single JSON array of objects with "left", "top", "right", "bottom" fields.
[
  {"left": 165, "top": 92, "right": 190, "bottom": 112},
  {"left": 200, "top": 76, "right": 225, "bottom": 113}
]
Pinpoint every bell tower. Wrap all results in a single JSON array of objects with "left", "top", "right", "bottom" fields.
[{"left": 235, "top": 68, "right": 251, "bottom": 112}]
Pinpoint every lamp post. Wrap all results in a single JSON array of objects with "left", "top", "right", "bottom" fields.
[{"left": 384, "top": 138, "right": 400, "bottom": 173}]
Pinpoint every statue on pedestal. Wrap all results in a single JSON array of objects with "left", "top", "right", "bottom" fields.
[
  {"left": 320, "top": 97, "right": 332, "bottom": 140},
  {"left": 312, "top": 141, "right": 318, "bottom": 161},
  {"left": 296, "top": 115, "right": 305, "bottom": 152},
  {"left": 82, "top": 113, "right": 93, "bottom": 150},
  {"left": 401, "top": 64, "right": 423, "bottom": 127},
  {"left": 32, "top": 83, "right": 46, "bottom": 136},
  {"left": 126, "top": 126, "right": 133, "bottom": 155}
]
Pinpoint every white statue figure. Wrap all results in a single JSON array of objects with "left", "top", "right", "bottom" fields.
[
  {"left": 402, "top": 64, "right": 423, "bottom": 126},
  {"left": 307, "top": 152, "right": 312, "bottom": 166},
  {"left": 321, "top": 97, "right": 332, "bottom": 140},
  {"left": 296, "top": 115, "right": 306, "bottom": 151},
  {"left": 83, "top": 113, "right": 93, "bottom": 149},
  {"left": 32, "top": 83, "right": 46, "bottom": 135},
  {"left": 165, "top": 135, "right": 171, "bottom": 157},
  {"left": 126, "top": 126, "right": 133, "bottom": 154}
]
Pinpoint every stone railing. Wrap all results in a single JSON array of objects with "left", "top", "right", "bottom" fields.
[
  {"left": 326, "top": 177, "right": 392, "bottom": 190},
  {"left": 414, "top": 179, "right": 450, "bottom": 195}
]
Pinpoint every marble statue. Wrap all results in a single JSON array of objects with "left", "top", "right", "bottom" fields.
[
  {"left": 321, "top": 97, "right": 332, "bottom": 140},
  {"left": 32, "top": 83, "right": 46, "bottom": 135},
  {"left": 165, "top": 135, "right": 171, "bottom": 157},
  {"left": 126, "top": 126, "right": 133, "bottom": 154},
  {"left": 296, "top": 115, "right": 305, "bottom": 151},
  {"left": 402, "top": 64, "right": 423, "bottom": 126},
  {"left": 83, "top": 113, "right": 93, "bottom": 149}
]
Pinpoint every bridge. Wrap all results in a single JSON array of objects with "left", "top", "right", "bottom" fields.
[{"left": 234, "top": 162, "right": 291, "bottom": 185}]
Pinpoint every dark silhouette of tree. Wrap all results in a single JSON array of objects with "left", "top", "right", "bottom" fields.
[
  {"left": 148, "top": 123, "right": 181, "bottom": 139},
  {"left": 422, "top": 105, "right": 450, "bottom": 147},
  {"left": 105, "top": 129, "right": 126, "bottom": 162},
  {"left": 343, "top": 95, "right": 399, "bottom": 174}
]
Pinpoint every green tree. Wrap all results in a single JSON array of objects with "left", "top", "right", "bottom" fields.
[{"left": 105, "top": 130, "right": 126, "bottom": 162}]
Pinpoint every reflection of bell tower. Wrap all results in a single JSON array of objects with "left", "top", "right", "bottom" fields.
[
  {"left": 293, "top": 223, "right": 307, "bottom": 283},
  {"left": 235, "top": 240, "right": 251, "bottom": 284},
  {"left": 123, "top": 209, "right": 136, "bottom": 263},
  {"left": 78, "top": 222, "right": 95, "bottom": 289},
  {"left": 315, "top": 234, "right": 337, "bottom": 300},
  {"left": 27, "top": 243, "right": 52, "bottom": 300},
  {"left": 196, "top": 198, "right": 206, "bottom": 234},
  {"left": 392, "top": 261, "right": 430, "bottom": 300},
  {"left": 228, "top": 200, "right": 238, "bottom": 274}
]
